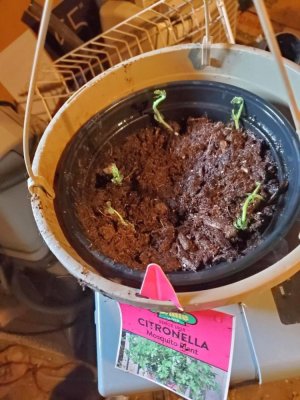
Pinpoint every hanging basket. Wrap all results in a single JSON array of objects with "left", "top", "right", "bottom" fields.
[{"left": 29, "top": 44, "right": 300, "bottom": 310}]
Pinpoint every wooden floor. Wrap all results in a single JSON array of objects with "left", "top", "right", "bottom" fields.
[
  {"left": 0, "top": 335, "right": 99, "bottom": 400},
  {"left": 228, "top": 378, "right": 300, "bottom": 400},
  {"left": 127, "top": 377, "right": 300, "bottom": 400}
]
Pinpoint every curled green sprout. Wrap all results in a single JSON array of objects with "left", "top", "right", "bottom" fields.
[
  {"left": 105, "top": 201, "right": 134, "bottom": 229},
  {"left": 103, "top": 163, "right": 123, "bottom": 185},
  {"left": 153, "top": 90, "right": 178, "bottom": 135},
  {"left": 231, "top": 96, "right": 244, "bottom": 130},
  {"left": 234, "top": 182, "right": 264, "bottom": 231}
]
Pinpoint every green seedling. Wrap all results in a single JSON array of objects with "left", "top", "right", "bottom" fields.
[
  {"left": 105, "top": 201, "right": 134, "bottom": 229},
  {"left": 231, "top": 96, "right": 244, "bottom": 130},
  {"left": 103, "top": 163, "right": 123, "bottom": 185},
  {"left": 153, "top": 90, "right": 178, "bottom": 135},
  {"left": 234, "top": 182, "right": 263, "bottom": 231}
]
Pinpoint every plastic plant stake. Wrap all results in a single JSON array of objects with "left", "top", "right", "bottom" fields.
[{"left": 140, "top": 263, "right": 183, "bottom": 311}]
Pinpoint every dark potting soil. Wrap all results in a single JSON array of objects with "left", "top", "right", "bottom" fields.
[{"left": 75, "top": 117, "right": 280, "bottom": 272}]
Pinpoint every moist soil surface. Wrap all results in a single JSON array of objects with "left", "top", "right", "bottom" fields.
[{"left": 75, "top": 117, "right": 279, "bottom": 272}]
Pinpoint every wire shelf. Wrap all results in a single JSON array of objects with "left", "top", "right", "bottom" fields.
[{"left": 35, "top": 0, "right": 238, "bottom": 120}]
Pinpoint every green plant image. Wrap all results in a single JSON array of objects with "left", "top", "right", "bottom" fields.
[
  {"left": 105, "top": 201, "right": 134, "bottom": 230},
  {"left": 103, "top": 163, "right": 123, "bottom": 185},
  {"left": 152, "top": 90, "right": 178, "bottom": 135},
  {"left": 230, "top": 96, "right": 244, "bottom": 130},
  {"left": 127, "top": 335, "right": 219, "bottom": 400},
  {"left": 234, "top": 182, "right": 264, "bottom": 231}
]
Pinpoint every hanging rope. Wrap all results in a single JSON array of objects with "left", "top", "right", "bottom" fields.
[{"left": 23, "top": 0, "right": 55, "bottom": 198}]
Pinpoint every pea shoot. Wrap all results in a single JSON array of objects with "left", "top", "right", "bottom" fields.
[
  {"left": 231, "top": 96, "right": 244, "bottom": 130},
  {"left": 234, "top": 182, "right": 263, "bottom": 230},
  {"left": 105, "top": 201, "right": 134, "bottom": 230},
  {"left": 153, "top": 90, "right": 178, "bottom": 135},
  {"left": 103, "top": 163, "right": 123, "bottom": 185}
]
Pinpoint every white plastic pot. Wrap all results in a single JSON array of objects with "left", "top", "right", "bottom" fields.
[{"left": 30, "top": 44, "right": 300, "bottom": 311}]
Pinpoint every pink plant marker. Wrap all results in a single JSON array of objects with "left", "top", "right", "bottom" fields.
[{"left": 140, "top": 263, "right": 183, "bottom": 311}]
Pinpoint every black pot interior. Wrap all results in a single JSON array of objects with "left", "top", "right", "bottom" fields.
[{"left": 54, "top": 81, "right": 300, "bottom": 291}]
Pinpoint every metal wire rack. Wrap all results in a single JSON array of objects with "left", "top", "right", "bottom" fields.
[{"left": 34, "top": 0, "right": 238, "bottom": 120}]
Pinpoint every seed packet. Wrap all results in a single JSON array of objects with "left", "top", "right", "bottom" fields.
[{"left": 116, "top": 304, "right": 235, "bottom": 400}]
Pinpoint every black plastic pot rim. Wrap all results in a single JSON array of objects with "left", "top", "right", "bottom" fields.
[{"left": 54, "top": 80, "right": 300, "bottom": 292}]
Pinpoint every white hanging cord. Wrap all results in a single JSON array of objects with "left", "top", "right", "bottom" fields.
[
  {"left": 253, "top": 0, "right": 300, "bottom": 135},
  {"left": 204, "top": 0, "right": 210, "bottom": 40},
  {"left": 216, "top": 0, "right": 235, "bottom": 44},
  {"left": 201, "top": 0, "right": 212, "bottom": 66},
  {"left": 23, "top": 0, "right": 55, "bottom": 198}
]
